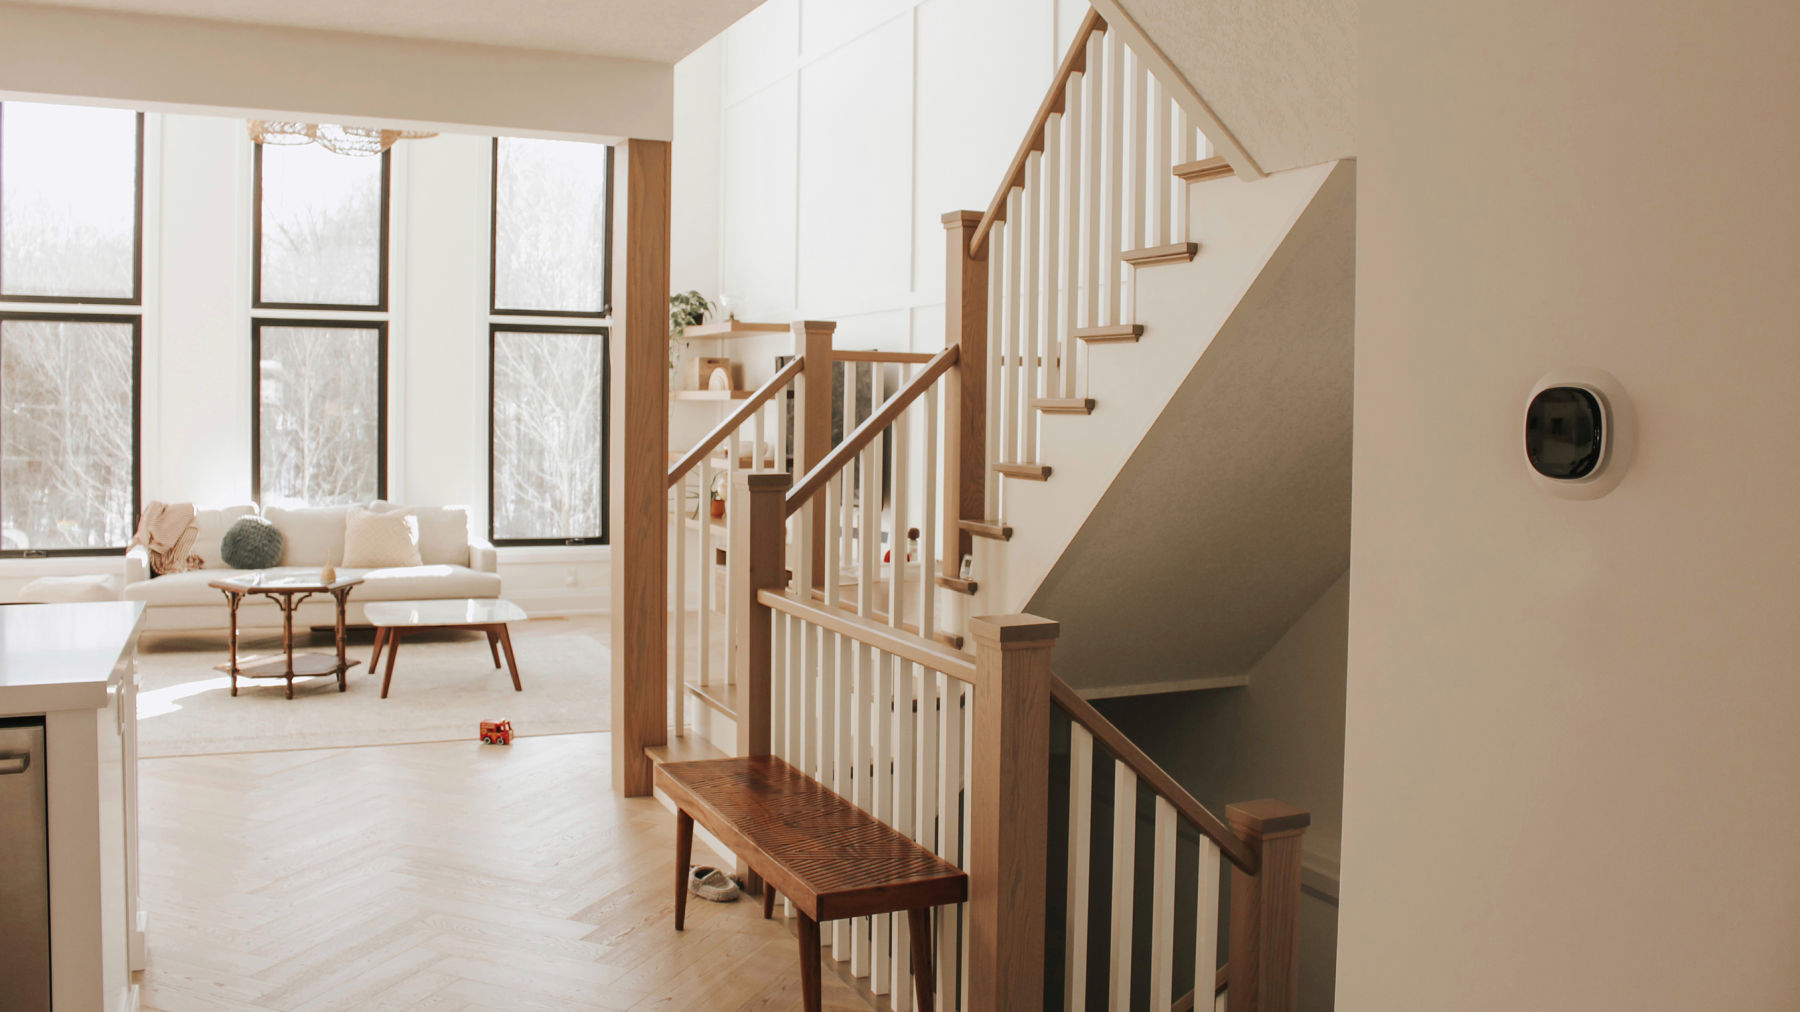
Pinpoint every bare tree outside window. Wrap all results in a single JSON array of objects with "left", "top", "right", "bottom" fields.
[
  {"left": 491, "top": 328, "right": 606, "bottom": 542},
  {"left": 492, "top": 138, "right": 610, "bottom": 315},
  {"left": 0, "top": 103, "right": 140, "bottom": 300},
  {"left": 0, "top": 318, "right": 137, "bottom": 552},
  {"left": 254, "top": 323, "right": 384, "bottom": 507},
  {"left": 256, "top": 144, "right": 386, "bottom": 308}
]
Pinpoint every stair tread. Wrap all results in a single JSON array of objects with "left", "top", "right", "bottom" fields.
[
  {"left": 1122, "top": 242, "right": 1199, "bottom": 267},
  {"left": 959, "top": 519, "right": 1013, "bottom": 541},
  {"left": 645, "top": 736, "right": 730, "bottom": 766},
  {"left": 935, "top": 574, "right": 978, "bottom": 595},
  {"left": 1075, "top": 324, "right": 1143, "bottom": 343},
  {"left": 1033, "top": 397, "right": 1095, "bottom": 415},
  {"left": 996, "top": 462, "right": 1053, "bottom": 481},
  {"left": 1173, "top": 155, "right": 1234, "bottom": 182},
  {"left": 686, "top": 679, "right": 743, "bottom": 720}
]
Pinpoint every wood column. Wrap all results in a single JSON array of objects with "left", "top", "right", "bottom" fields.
[
  {"left": 1226, "top": 800, "right": 1311, "bottom": 1012},
  {"left": 730, "top": 471, "right": 790, "bottom": 757},
  {"left": 790, "top": 320, "right": 835, "bottom": 589},
  {"left": 941, "top": 211, "right": 988, "bottom": 582},
  {"left": 966, "top": 613, "right": 1056, "bottom": 1012},
  {"left": 608, "top": 138, "right": 671, "bottom": 797}
]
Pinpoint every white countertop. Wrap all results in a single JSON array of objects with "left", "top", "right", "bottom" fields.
[{"left": 0, "top": 601, "right": 145, "bottom": 714}]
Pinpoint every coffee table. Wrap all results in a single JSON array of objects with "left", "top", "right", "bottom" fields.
[
  {"left": 363, "top": 598, "right": 528, "bottom": 699},
  {"left": 211, "top": 572, "right": 363, "bottom": 699}
]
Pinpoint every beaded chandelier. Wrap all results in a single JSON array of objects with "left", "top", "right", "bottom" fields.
[{"left": 246, "top": 120, "right": 437, "bottom": 156}]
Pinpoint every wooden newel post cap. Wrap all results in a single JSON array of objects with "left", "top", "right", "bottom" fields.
[
  {"left": 968, "top": 614, "right": 1060, "bottom": 648},
  {"left": 734, "top": 471, "right": 793, "bottom": 493},
  {"left": 941, "top": 209, "right": 984, "bottom": 227},
  {"left": 790, "top": 320, "right": 837, "bottom": 335},
  {"left": 1226, "top": 800, "right": 1311, "bottom": 838}
]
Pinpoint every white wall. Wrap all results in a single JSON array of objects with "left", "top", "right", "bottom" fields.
[
  {"left": 0, "top": 111, "right": 606, "bottom": 612},
  {"left": 1340, "top": 1, "right": 1800, "bottom": 1008},
  {"left": 673, "top": 0, "right": 1091, "bottom": 372}
]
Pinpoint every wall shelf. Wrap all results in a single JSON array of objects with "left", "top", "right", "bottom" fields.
[
  {"left": 682, "top": 321, "right": 789, "bottom": 340},
  {"left": 672, "top": 389, "right": 752, "bottom": 401}
]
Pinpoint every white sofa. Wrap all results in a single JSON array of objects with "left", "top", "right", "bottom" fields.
[{"left": 125, "top": 503, "right": 499, "bottom": 631}]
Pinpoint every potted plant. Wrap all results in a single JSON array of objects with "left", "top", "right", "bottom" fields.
[
  {"left": 668, "top": 290, "right": 713, "bottom": 378},
  {"left": 709, "top": 470, "right": 727, "bottom": 520}
]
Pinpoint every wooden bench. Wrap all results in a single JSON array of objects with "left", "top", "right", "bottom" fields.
[{"left": 655, "top": 754, "right": 968, "bottom": 1012}]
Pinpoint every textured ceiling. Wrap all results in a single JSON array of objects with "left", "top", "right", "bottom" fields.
[{"left": 11, "top": 0, "right": 765, "bottom": 62}]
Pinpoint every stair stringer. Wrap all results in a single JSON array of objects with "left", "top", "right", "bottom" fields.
[{"left": 966, "top": 160, "right": 1346, "bottom": 624}]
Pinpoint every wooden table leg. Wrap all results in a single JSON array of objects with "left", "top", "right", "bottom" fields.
[
  {"left": 674, "top": 809, "right": 694, "bottom": 931},
  {"left": 381, "top": 630, "right": 402, "bottom": 699},
  {"left": 333, "top": 588, "right": 349, "bottom": 692},
  {"left": 497, "top": 624, "right": 523, "bottom": 692},
  {"left": 223, "top": 591, "right": 241, "bottom": 697},
  {"left": 485, "top": 628, "right": 502, "bottom": 669},
  {"left": 908, "top": 908, "right": 936, "bottom": 1012},
  {"left": 763, "top": 887, "right": 776, "bottom": 920},
  {"left": 279, "top": 593, "right": 297, "bottom": 699},
  {"left": 370, "top": 627, "right": 388, "bottom": 671},
  {"left": 797, "top": 911, "right": 822, "bottom": 1012}
]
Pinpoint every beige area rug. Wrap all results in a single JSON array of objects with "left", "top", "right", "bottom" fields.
[{"left": 135, "top": 617, "right": 609, "bottom": 757}]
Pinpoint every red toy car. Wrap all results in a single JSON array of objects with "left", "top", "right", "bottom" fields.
[{"left": 480, "top": 720, "right": 513, "bottom": 745}]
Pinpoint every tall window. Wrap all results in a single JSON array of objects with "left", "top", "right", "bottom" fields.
[
  {"left": 0, "top": 102, "right": 143, "bottom": 556},
  {"left": 488, "top": 138, "right": 611, "bottom": 545},
  {"left": 252, "top": 142, "right": 390, "bottom": 504}
]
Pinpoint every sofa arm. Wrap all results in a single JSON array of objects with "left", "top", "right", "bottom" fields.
[
  {"left": 124, "top": 545, "right": 151, "bottom": 585},
  {"left": 470, "top": 537, "right": 498, "bottom": 574}
]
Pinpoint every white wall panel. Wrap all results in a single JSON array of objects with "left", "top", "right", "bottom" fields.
[
  {"left": 722, "top": 0, "right": 799, "bottom": 106},
  {"left": 672, "top": 37, "right": 723, "bottom": 295},
  {"left": 795, "top": 15, "right": 913, "bottom": 311},
  {"left": 721, "top": 77, "right": 799, "bottom": 319},
  {"left": 800, "top": 0, "right": 914, "bottom": 60}
]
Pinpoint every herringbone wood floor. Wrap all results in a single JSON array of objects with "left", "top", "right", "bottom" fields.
[{"left": 137, "top": 733, "right": 880, "bottom": 1011}]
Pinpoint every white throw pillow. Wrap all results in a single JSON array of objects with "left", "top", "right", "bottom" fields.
[
  {"left": 192, "top": 504, "right": 257, "bottom": 569},
  {"left": 264, "top": 505, "right": 351, "bottom": 566},
  {"left": 370, "top": 502, "right": 472, "bottom": 566},
  {"left": 341, "top": 507, "right": 422, "bottom": 568}
]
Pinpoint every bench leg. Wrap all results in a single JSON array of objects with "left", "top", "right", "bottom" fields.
[
  {"left": 763, "top": 886, "right": 776, "bottom": 920},
  {"left": 908, "top": 908, "right": 936, "bottom": 1012},
  {"left": 485, "top": 627, "right": 502, "bottom": 668},
  {"left": 674, "top": 809, "right": 694, "bottom": 931},
  {"left": 797, "top": 911, "right": 822, "bottom": 1012}
]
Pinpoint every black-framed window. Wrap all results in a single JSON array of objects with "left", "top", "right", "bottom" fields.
[
  {"left": 251, "top": 320, "right": 387, "bottom": 506},
  {"left": 0, "top": 103, "right": 145, "bottom": 304},
  {"left": 488, "top": 324, "right": 608, "bottom": 545},
  {"left": 0, "top": 314, "right": 141, "bottom": 557},
  {"left": 253, "top": 143, "right": 390, "bottom": 311},
  {"left": 490, "top": 137, "right": 612, "bottom": 317}
]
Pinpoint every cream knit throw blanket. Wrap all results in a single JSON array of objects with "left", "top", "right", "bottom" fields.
[{"left": 132, "top": 501, "right": 203, "bottom": 575}]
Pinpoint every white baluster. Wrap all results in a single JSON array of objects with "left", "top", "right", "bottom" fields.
[
  {"left": 851, "top": 632, "right": 875, "bottom": 976},
  {"left": 873, "top": 647, "right": 895, "bottom": 994},
  {"left": 771, "top": 610, "right": 787, "bottom": 764},
  {"left": 916, "top": 667, "right": 941, "bottom": 1002},
  {"left": 697, "top": 457, "right": 713, "bottom": 687},
  {"left": 1066, "top": 724, "right": 1094, "bottom": 1011},
  {"left": 861, "top": 366, "right": 885, "bottom": 617},
  {"left": 796, "top": 610, "right": 813, "bottom": 778},
  {"left": 937, "top": 678, "right": 965, "bottom": 1011},
  {"left": 1042, "top": 111, "right": 1062, "bottom": 402},
  {"left": 1103, "top": 30, "right": 1125, "bottom": 327},
  {"left": 1177, "top": 105, "right": 1197, "bottom": 243},
  {"left": 1062, "top": 70, "right": 1083, "bottom": 399},
  {"left": 1021, "top": 152, "right": 1041, "bottom": 463},
  {"left": 892, "top": 658, "right": 916, "bottom": 1008},
  {"left": 1196, "top": 836, "right": 1222, "bottom": 1010},
  {"left": 1128, "top": 52, "right": 1147, "bottom": 256},
  {"left": 1149, "top": 797, "right": 1177, "bottom": 1010},
  {"left": 1003, "top": 190, "right": 1023, "bottom": 466},
  {"left": 1110, "top": 762, "right": 1136, "bottom": 1012},
  {"left": 1083, "top": 31, "right": 1103, "bottom": 334},
  {"left": 671, "top": 484, "right": 687, "bottom": 726},
  {"left": 1151, "top": 75, "right": 1170, "bottom": 248},
  {"left": 960, "top": 685, "right": 972, "bottom": 1012},
  {"left": 724, "top": 417, "right": 739, "bottom": 685},
  {"left": 985, "top": 220, "right": 1005, "bottom": 517},
  {"left": 917, "top": 383, "right": 938, "bottom": 641},
  {"left": 832, "top": 560, "right": 855, "bottom": 962},
  {"left": 840, "top": 362, "right": 855, "bottom": 570}
]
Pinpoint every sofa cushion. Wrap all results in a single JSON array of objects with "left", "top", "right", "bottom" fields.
[
  {"left": 370, "top": 502, "right": 471, "bottom": 566},
  {"left": 342, "top": 507, "right": 421, "bottom": 568},
  {"left": 193, "top": 504, "right": 257, "bottom": 570},
  {"left": 264, "top": 505, "right": 350, "bottom": 567},
  {"left": 126, "top": 568, "right": 253, "bottom": 607},
  {"left": 333, "top": 565, "right": 501, "bottom": 601}
]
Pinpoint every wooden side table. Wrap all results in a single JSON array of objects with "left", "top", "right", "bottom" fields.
[{"left": 210, "top": 573, "right": 363, "bottom": 699}]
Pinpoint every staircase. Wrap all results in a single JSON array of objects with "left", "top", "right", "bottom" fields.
[{"left": 643, "top": 7, "right": 1330, "bottom": 1010}]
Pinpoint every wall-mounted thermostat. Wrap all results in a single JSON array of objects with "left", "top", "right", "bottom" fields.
[{"left": 1524, "top": 369, "right": 1632, "bottom": 499}]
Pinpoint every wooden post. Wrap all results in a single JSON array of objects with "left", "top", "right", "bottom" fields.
[
  {"left": 730, "top": 471, "right": 790, "bottom": 757},
  {"left": 941, "top": 211, "right": 988, "bottom": 583},
  {"left": 790, "top": 320, "right": 835, "bottom": 589},
  {"left": 1226, "top": 800, "right": 1310, "bottom": 1012},
  {"left": 608, "top": 138, "right": 671, "bottom": 797},
  {"left": 966, "top": 613, "right": 1056, "bottom": 1012}
]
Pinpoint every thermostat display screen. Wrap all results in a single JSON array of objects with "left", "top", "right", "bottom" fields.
[{"left": 1525, "top": 386, "right": 1604, "bottom": 479}]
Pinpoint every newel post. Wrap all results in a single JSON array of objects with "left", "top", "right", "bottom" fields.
[
  {"left": 608, "top": 138, "right": 671, "bottom": 797},
  {"left": 941, "top": 211, "right": 988, "bottom": 585},
  {"left": 1227, "top": 800, "right": 1311, "bottom": 1012},
  {"left": 790, "top": 321, "right": 835, "bottom": 589},
  {"left": 966, "top": 614, "right": 1057, "bottom": 1012},
  {"left": 729, "top": 471, "right": 790, "bottom": 757}
]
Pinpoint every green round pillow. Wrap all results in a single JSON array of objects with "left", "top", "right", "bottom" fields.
[{"left": 220, "top": 515, "right": 285, "bottom": 569}]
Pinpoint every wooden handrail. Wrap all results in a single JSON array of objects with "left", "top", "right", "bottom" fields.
[
  {"left": 759, "top": 589, "right": 981, "bottom": 687},
  {"left": 1051, "top": 675, "right": 1258, "bottom": 873},
  {"left": 969, "top": 7, "right": 1107, "bottom": 256},
  {"left": 784, "top": 346, "right": 958, "bottom": 515},
  {"left": 666, "top": 355, "right": 806, "bottom": 489},
  {"left": 834, "top": 349, "right": 936, "bottom": 364}
]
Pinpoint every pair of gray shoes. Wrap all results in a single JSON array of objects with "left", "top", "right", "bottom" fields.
[{"left": 688, "top": 866, "right": 741, "bottom": 902}]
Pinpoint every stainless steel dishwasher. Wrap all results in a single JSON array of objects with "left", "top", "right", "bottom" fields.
[{"left": 0, "top": 717, "right": 50, "bottom": 1012}]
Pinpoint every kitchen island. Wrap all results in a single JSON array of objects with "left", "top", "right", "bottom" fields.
[{"left": 0, "top": 601, "right": 145, "bottom": 1012}]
